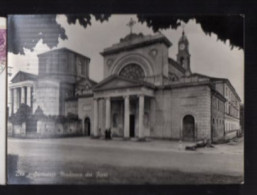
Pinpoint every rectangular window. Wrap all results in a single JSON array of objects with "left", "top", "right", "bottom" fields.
[
  {"left": 59, "top": 54, "right": 68, "bottom": 72},
  {"left": 77, "top": 63, "right": 81, "bottom": 74},
  {"left": 81, "top": 64, "right": 86, "bottom": 75},
  {"left": 69, "top": 53, "right": 74, "bottom": 74}
]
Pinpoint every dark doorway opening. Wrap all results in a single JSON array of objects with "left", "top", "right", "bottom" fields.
[
  {"left": 130, "top": 115, "right": 135, "bottom": 137},
  {"left": 183, "top": 115, "right": 195, "bottom": 141},
  {"left": 84, "top": 117, "right": 91, "bottom": 136}
]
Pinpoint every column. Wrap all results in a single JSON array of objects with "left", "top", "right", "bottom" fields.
[
  {"left": 21, "top": 87, "right": 25, "bottom": 104},
  {"left": 105, "top": 97, "right": 111, "bottom": 130},
  {"left": 124, "top": 96, "right": 130, "bottom": 138},
  {"left": 93, "top": 98, "right": 98, "bottom": 137},
  {"left": 138, "top": 95, "right": 145, "bottom": 139},
  {"left": 13, "top": 88, "right": 18, "bottom": 113},
  {"left": 27, "top": 86, "right": 31, "bottom": 107},
  {"left": 18, "top": 88, "right": 21, "bottom": 108},
  {"left": 10, "top": 89, "right": 14, "bottom": 115}
]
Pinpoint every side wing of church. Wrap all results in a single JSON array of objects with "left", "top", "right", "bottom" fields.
[{"left": 8, "top": 31, "right": 241, "bottom": 142}]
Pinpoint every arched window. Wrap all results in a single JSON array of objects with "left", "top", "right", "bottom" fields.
[
  {"left": 180, "top": 57, "right": 185, "bottom": 65},
  {"left": 119, "top": 63, "right": 145, "bottom": 80}
]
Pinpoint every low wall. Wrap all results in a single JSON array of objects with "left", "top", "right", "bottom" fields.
[
  {"left": 7, "top": 122, "right": 13, "bottom": 136},
  {"left": 8, "top": 118, "right": 82, "bottom": 137},
  {"left": 37, "top": 119, "right": 82, "bottom": 136},
  {"left": 11, "top": 123, "right": 26, "bottom": 136},
  {"left": 224, "top": 129, "right": 239, "bottom": 141}
]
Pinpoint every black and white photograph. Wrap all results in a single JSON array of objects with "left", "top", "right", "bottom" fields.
[
  {"left": 7, "top": 14, "right": 244, "bottom": 184},
  {"left": 0, "top": 17, "right": 6, "bottom": 185}
]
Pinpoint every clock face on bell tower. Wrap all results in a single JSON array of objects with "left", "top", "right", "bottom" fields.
[{"left": 177, "top": 30, "right": 191, "bottom": 74}]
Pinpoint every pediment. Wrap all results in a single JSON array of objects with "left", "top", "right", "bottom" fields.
[
  {"left": 94, "top": 75, "right": 143, "bottom": 91},
  {"left": 77, "top": 79, "right": 91, "bottom": 87},
  {"left": 11, "top": 71, "right": 37, "bottom": 83}
]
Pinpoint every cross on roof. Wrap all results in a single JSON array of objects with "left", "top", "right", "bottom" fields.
[
  {"left": 127, "top": 18, "right": 136, "bottom": 34},
  {"left": 181, "top": 24, "right": 185, "bottom": 35}
]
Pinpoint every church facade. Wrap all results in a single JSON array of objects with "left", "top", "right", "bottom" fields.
[{"left": 8, "top": 31, "right": 241, "bottom": 142}]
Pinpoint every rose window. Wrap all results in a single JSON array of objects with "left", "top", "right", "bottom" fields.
[{"left": 119, "top": 64, "right": 145, "bottom": 80}]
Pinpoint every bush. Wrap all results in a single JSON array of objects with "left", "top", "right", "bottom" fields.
[{"left": 9, "top": 104, "right": 32, "bottom": 125}]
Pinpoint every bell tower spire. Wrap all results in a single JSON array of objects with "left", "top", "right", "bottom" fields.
[{"left": 177, "top": 29, "right": 191, "bottom": 75}]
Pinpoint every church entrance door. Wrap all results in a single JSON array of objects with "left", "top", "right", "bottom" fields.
[
  {"left": 182, "top": 115, "right": 195, "bottom": 141},
  {"left": 129, "top": 114, "right": 135, "bottom": 137},
  {"left": 84, "top": 117, "right": 91, "bottom": 136}
]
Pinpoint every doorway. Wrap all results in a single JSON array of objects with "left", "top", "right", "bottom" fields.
[
  {"left": 182, "top": 115, "right": 195, "bottom": 141},
  {"left": 84, "top": 117, "right": 91, "bottom": 136},
  {"left": 129, "top": 114, "right": 135, "bottom": 137}
]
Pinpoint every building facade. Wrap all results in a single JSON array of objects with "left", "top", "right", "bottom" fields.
[{"left": 8, "top": 31, "right": 241, "bottom": 142}]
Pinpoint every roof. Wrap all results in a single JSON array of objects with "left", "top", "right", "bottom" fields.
[
  {"left": 101, "top": 33, "right": 172, "bottom": 56},
  {"left": 11, "top": 71, "right": 38, "bottom": 83},
  {"left": 183, "top": 73, "right": 210, "bottom": 79},
  {"left": 184, "top": 73, "right": 241, "bottom": 101},
  {"left": 168, "top": 58, "right": 186, "bottom": 73},
  {"left": 210, "top": 77, "right": 241, "bottom": 101},
  {"left": 37, "top": 47, "right": 90, "bottom": 60},
  {"left": 162, "top": 78, "right": 211, "bottom": 90},
  {"left": 211, "top": 88, "right": 227, "bottom": 102}
]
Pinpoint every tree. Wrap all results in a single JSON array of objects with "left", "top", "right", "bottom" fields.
[
  {"left": 8, "top": 15, "right": 67, "bottom": 55},
  {"left": 9, "top": 104, "right": 32, "bottom": 125},
  {"left": 137, "top": 15, "right": 243, "bottom": 49},
  {"left": 8, "top": 14, "right": 243, "bottom": 55}
]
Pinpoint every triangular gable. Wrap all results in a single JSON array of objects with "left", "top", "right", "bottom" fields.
[
  {"left": 94, "top": 75, "right": 152, "bottom": 91},
  {"left": 11, "top": 71, "right": 38, "bottom": 83},
  {"left": 38, "top": 47, "right": 90, "bottom": 60},
  {"left": 76, "top": 78, "right": 98, "bottom": 89}
]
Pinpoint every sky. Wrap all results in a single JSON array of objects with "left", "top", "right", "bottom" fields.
[{"left": 8, "top": 14, "right": 244, "bottom": 102}]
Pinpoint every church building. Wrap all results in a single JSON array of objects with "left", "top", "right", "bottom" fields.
[{"left": 8, "top": 29, "right": 241, "bottom": 142}]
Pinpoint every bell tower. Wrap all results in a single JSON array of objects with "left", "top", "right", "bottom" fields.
[{"left": 177, "top": 30, "right": 191, "bottom": 75}]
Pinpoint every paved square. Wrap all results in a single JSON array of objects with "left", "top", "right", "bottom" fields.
[{"left": 8, "top": 137, "right": 244, "bottom": 184}]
